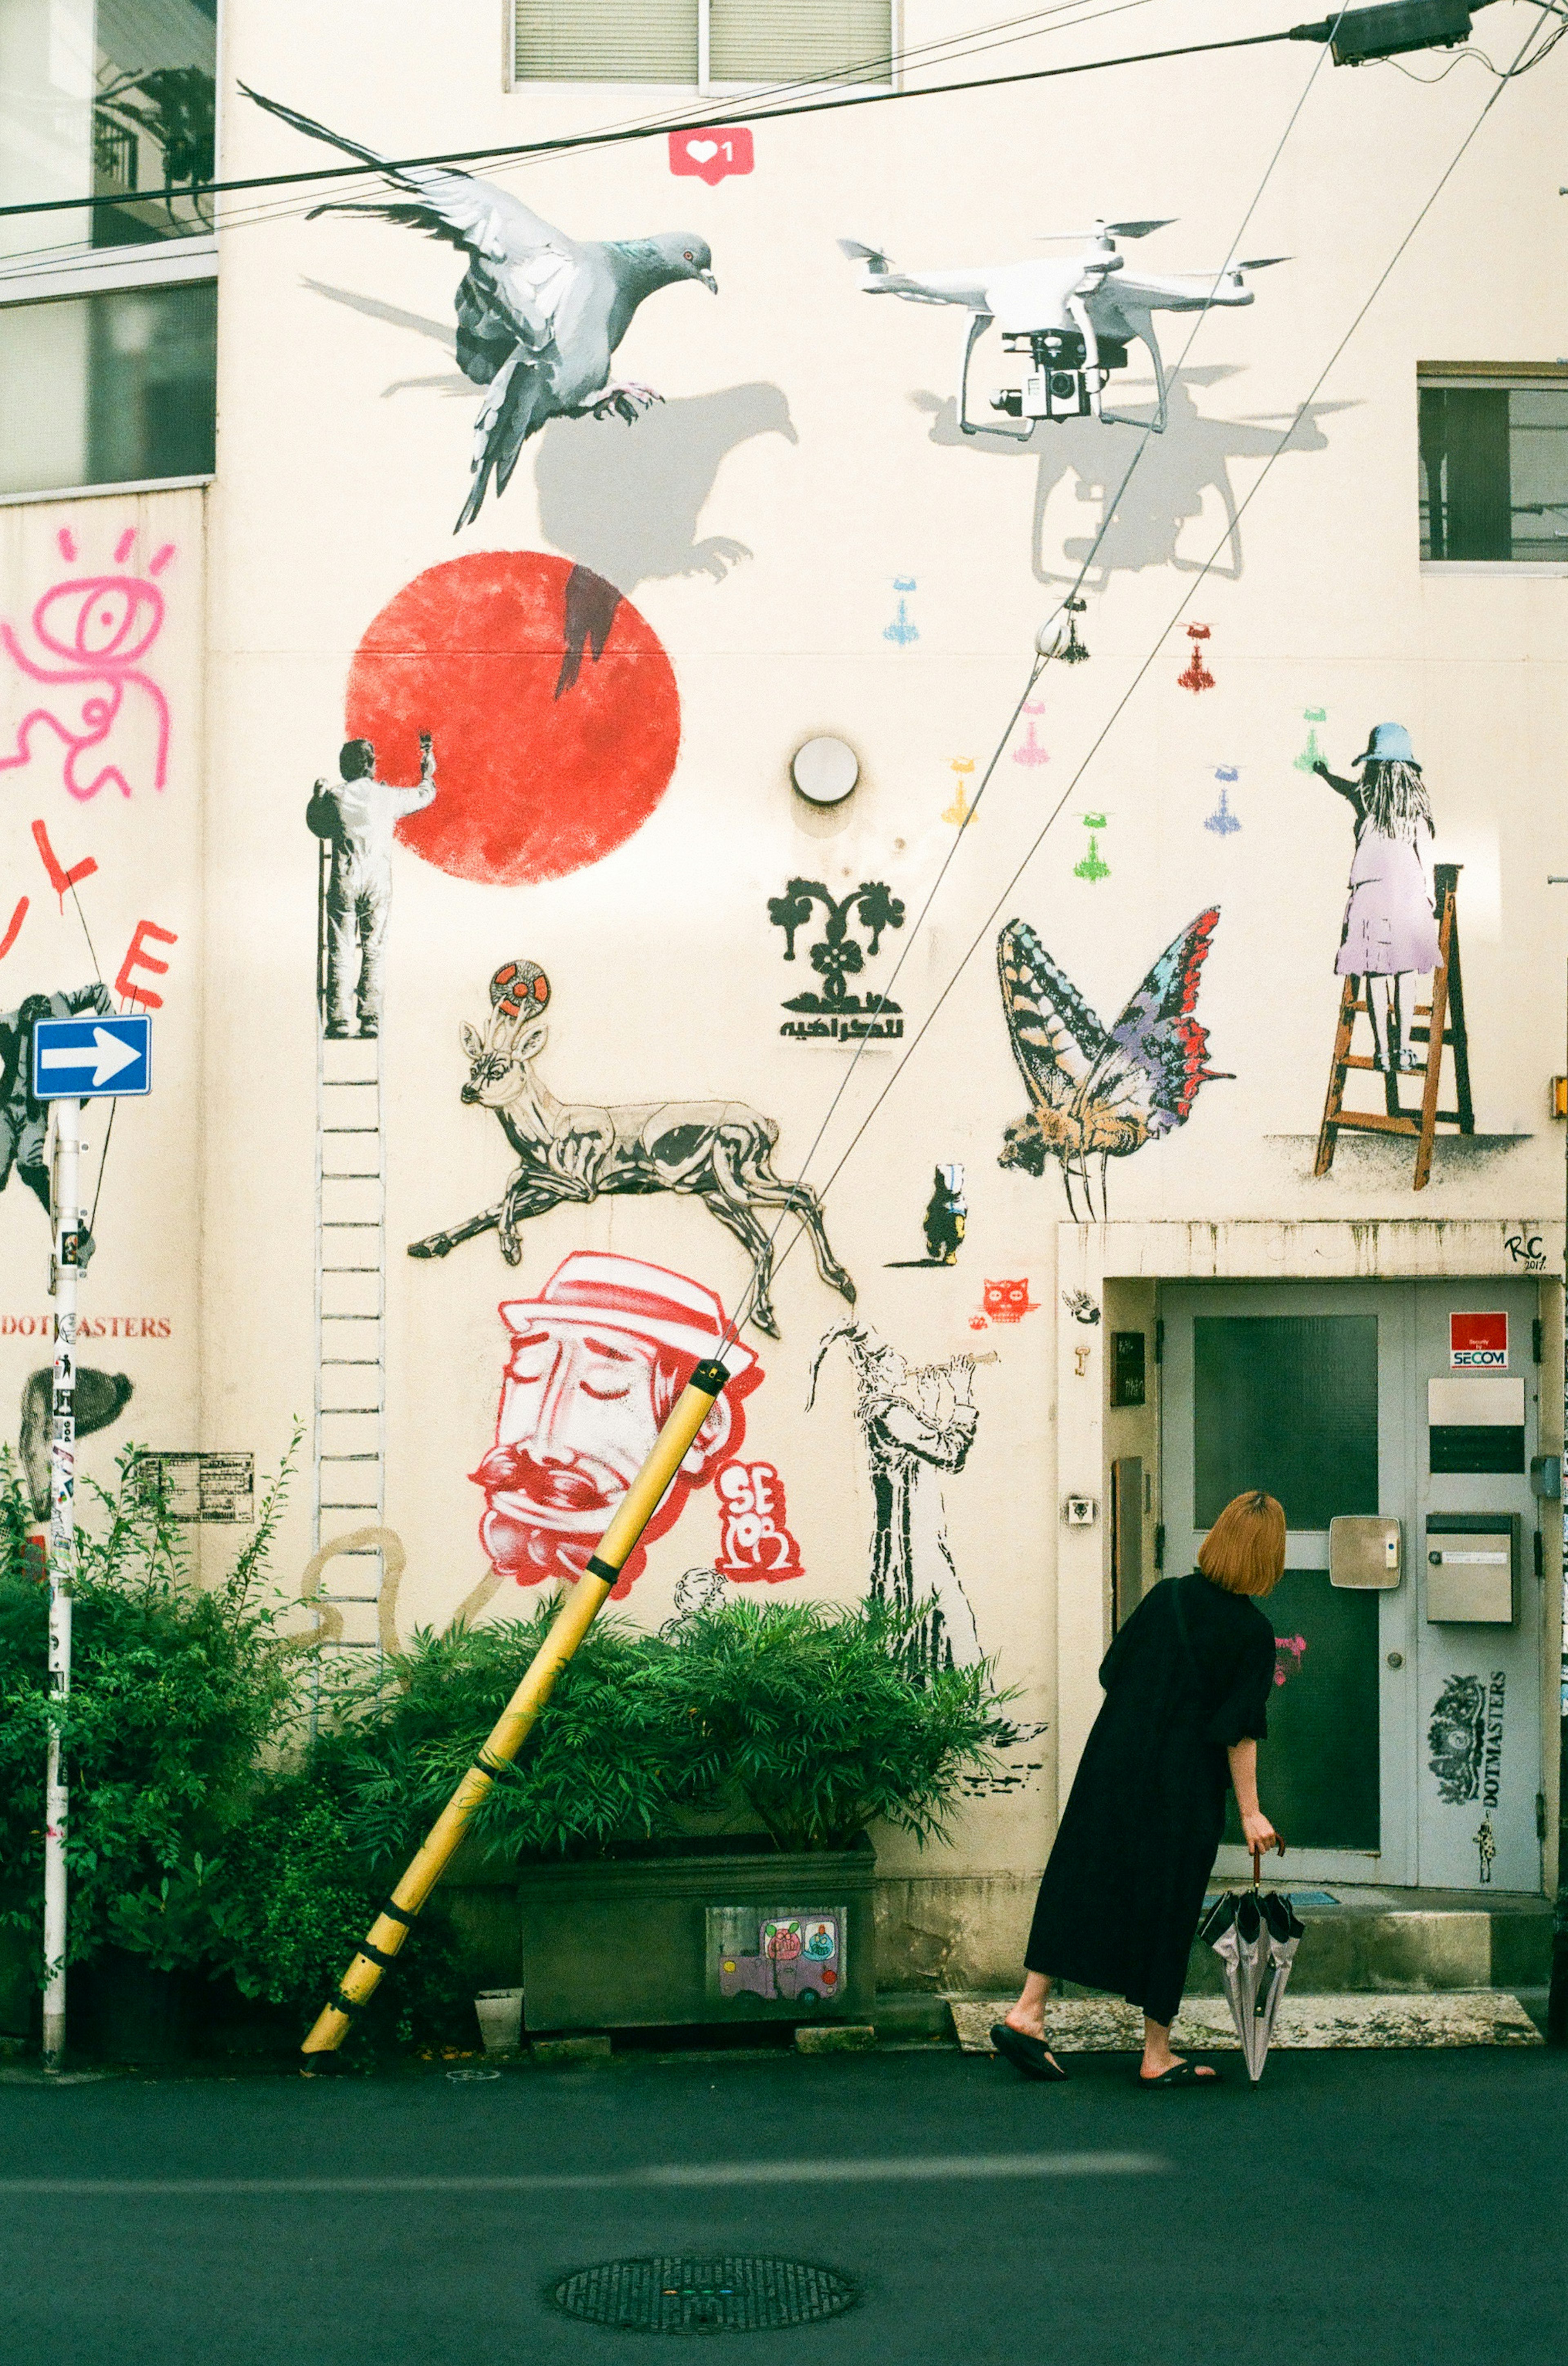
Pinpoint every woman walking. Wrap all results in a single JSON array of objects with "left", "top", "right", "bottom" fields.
[
  {"left": 993, "top": 1490, "right": 1283, "bottom": 2088},
  {"left": 1313, "top": 721, "right": 1441, "bottom": 1074}
]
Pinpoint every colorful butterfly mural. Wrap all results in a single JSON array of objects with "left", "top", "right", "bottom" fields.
[{"left": 995, "top": 910, "right": 1231, "bottom": 1220}]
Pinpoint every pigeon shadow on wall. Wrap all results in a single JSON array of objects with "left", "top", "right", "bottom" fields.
[
  {"left": 911, "top": 368, "right": 1353, "bottom": 589},
  {"left": 533, "top": 380, "right": 798, "bottom": 597}
]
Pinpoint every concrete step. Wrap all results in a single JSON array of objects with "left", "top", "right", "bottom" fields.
[
  {"left": 1181, "top": 1884, "right": 1553, "bottom": 1997},
  {"left": 948, "top": 1992, "right": 1543, "bottom": 2054}
]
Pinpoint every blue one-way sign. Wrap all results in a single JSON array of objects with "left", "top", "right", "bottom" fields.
[{"left": 32, "top": 1013, "right": 151, "bottom": 1099}]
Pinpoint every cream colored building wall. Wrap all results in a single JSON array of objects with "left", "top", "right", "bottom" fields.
[{"left": 6, "top": 2, "right": 1564, "bottom": 1976}]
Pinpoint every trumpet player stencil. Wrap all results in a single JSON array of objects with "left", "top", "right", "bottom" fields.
[
  {"left": 808, "top": 1325, "right": 985, "bottom": 1679},
  {"left": 996, "top": 910, "right": 1231, "bottom": 1220}
]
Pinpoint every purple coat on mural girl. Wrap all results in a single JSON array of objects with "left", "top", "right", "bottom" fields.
[{"left": 1315, "top": 727, "right": 1441, "bottom": 979}]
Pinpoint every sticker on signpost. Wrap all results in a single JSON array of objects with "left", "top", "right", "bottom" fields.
[{"left": 1450, "top": 1312, "right": 1508, "bottom": 1369}]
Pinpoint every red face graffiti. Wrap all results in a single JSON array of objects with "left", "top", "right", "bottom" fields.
[
  {"left": 344, "top": 552, "right": 680, "bottom": 889},
  {"left": 470, "top": 1253, "right": 760, "bottom": 1596}
]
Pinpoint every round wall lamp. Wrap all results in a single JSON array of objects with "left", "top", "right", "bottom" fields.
[{"left": 791, "top": 736, "right": 860, "bottom": 807}]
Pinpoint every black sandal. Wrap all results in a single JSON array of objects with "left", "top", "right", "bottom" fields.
[
  {"left": 1138, "top": 2059, "right": 1221, "bottom": 2089},
  {"left": 989, "top": 2022, "right": 1069, "bottom": 2082}
]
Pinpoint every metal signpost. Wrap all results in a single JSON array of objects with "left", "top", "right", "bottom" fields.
[{"left": 31, "top": 1011, "right": 151, "bottom": 2069}]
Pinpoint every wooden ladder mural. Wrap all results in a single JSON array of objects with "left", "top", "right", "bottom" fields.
[
  {"left": 310, "top": 841, "right": 388, "bottom": 1665},
  {"left": 1314, "top": 862, "right": 1474, "bottom": 1191}
]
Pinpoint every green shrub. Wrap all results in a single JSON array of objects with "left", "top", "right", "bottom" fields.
[
  {"left": 654, "top": 1597, "right": 1009, "bottom": 1851},
  {"left": 0, "top": 1443, "right": 297, "bottom": 1978},
  {"left": 332, "top": 1605, "right": 713, "bottom": 1865}
]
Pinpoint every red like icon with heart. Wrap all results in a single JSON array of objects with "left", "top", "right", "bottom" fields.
[{"left": 668, "top": 126, "right": 754, "bottom": 185}]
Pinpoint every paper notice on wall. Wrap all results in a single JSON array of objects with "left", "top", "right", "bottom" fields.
[{"left": 131, "top": 1451, "right": 254, "bottom": 1523}]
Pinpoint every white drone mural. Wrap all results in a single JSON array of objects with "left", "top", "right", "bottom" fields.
[{"left": 840, "top": 219, "right": 1285, "bottom": 437}]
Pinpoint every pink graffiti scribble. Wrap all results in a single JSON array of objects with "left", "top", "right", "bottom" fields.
[
  {"left": 0, "top": 536, "right": 173, "bottom": 801},
  {"left": 0, "top": 899, "right": 25, "bottom": 961},
  {"left": 1273, "top": 1633, "right": 1307, "bottom": 1687},
  {"left": 56, "top": 530, "right": 76, "bottom": 562}
]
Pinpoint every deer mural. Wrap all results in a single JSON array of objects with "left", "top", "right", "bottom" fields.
[{"left": 407, "top": 961, "right": 855, "bottom": 1339}]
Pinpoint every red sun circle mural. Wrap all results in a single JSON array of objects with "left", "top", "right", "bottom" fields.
[{"left": 344, "top": 552, "right": 680, "bottom": 888}]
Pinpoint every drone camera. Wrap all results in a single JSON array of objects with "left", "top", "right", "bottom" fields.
[{"left": 991, "top": 326, "right": 1120, "bottom": 425}]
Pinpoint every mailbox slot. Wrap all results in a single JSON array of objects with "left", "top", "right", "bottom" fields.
[{"left": 1424, "top": 1512, "right": 1519, "bottom": 1626}]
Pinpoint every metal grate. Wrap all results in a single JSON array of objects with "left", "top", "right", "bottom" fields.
[{"left": 548, "top": 2254, "right": 859, "bottom": 2335}]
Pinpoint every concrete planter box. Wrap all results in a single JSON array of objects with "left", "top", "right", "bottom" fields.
[{"left": 445, "top": 1833, "right": 877, "bottom": 2035}]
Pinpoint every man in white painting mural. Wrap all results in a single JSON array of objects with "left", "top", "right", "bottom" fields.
[
  {"left": 808, "top": 1324, "right": 983, "bottom": 1679},
  {"left": 1313, "top": 722, "right": 1440, "bottom": 1073},
  {"left": 307, "top": 731, "right": 436, "bottom": 1039},
  {"left": 471, "top": 1251, "right": 757, "bottom": 1592}
]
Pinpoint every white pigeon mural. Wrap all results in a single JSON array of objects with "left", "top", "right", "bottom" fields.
[{"left": 241, "top": 87, "right": 718, "bottom": 528}]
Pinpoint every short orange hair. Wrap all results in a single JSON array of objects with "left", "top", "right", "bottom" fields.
[{"left": 1198, "top": 1491, "right": 1285, "bottom": 1597}]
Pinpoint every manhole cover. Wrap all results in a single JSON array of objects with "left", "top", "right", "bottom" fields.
[{"left": 548, "top": 2254, "right": 859, "bottom": 2335}]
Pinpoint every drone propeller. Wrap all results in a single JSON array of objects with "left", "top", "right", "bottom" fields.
[
  {"left": 1033, "top": 217, "right": 1176, "bottom": 242},
  {"left": 839, "top": 236, "right": 893, "bottom": 272}
]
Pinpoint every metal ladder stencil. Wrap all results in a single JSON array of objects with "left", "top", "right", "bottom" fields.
[
  {"left": 1314, "top": 861, "right": 1475, "bottom": 1191},
  {"left": 312, "top": 841, "right": 387, "bottom": 1658}
]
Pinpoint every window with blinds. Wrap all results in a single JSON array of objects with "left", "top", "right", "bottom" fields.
[
  {"left": 513, "top": 0, "right": 698, "bottom": 83},
  {"left": 512, "top": 0, "right": 894, "bottom": 84},
  {"left": 710, "top": 0, "right": 893, "bottom": 83}
]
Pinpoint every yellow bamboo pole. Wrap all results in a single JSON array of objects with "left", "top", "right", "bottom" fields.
[{"left": 300, "top": 1356, "right": 732, "bottom": 2063}]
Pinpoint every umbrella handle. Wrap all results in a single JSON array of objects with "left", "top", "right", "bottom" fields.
[{"left": 1251, "top": 1837, "right": 1286, "bottom": 1886}]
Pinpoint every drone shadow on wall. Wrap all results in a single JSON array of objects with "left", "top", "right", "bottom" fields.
[
  {"left": 304, "top": 279, "right": 796, "bottom": 596},
  {"left": 912, "top": 367, "right": 1354, "bottom": 588}
]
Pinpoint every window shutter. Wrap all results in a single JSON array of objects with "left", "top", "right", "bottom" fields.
[
  {"left": 514, "top": 0, "right": 698, "bottom": 83},
  {"left": 709, "top": 0, "right": 894, "bottom": 84}
]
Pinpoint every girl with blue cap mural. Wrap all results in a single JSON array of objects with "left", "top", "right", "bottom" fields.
[{"left": 1313, "top": 723, "right": 1440, "bottom": 1073}]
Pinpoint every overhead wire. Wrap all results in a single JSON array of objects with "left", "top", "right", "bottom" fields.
[
  {"left": 757, "top": 0, "right": 1554, "bottom": 1294},
  {"left": 0, "top": 19, "right": 1324, "bottom": 229},
  {"left": 0, "top": 0, "right": 1172, "bottom": 285}
]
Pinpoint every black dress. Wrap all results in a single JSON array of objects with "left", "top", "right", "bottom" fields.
[{"left": 1024, "top": 1572, "right": 1275, "bottom": 2027}]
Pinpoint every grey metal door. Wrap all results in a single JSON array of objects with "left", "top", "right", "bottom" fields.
[{"left": 1160, "top": 1279, "right": 1543, "bottom": 1893}]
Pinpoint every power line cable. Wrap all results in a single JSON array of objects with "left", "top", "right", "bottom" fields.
[
  {"left": 750, "top": 0, "right": 1550, "bottom": 1315},
  {"left": 0, "top": 24, "right": 1322, "bottom": 227},
  {"left": 0, "top": 0, "right": 1176, "bottom": 284}
]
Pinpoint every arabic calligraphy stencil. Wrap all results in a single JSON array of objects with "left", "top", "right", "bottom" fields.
[{"left": 767, "top": 875, "right": 905, "bottom": 1041}]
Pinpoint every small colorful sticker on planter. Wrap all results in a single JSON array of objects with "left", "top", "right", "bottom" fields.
[{"left": 708, "top": 1907, "right": 844, "bottom": 2009}]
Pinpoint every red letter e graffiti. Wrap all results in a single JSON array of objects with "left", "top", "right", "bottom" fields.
[{"left": 116, "top": 919, "right": 178, "bottom": 1009}]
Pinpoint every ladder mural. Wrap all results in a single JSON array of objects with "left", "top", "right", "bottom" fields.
[
  {"left": 1314, "top": 861, "right": 1475, "bottom": 1191},
  {"left": 312, "top": 842, "right": 388, "bottom": 1658}
]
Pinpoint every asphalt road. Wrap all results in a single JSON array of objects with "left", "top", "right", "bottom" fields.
[{"left": 0, "top": 2043, "right": 1563, "bottom": 2364}]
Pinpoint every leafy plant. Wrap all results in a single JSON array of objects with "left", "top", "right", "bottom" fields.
[
  {"left": 332, "top": 1605, "right": 711, "bottom": 1866},
  {"left": 0, "top": 1438, "right": 299, "bottom": 1978},
  {"left": 646, "top": 1597, "right": 1007, "bottom": 1851}
]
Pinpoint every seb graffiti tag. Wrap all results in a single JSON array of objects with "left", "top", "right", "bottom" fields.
[
  {"left": 0, "top": 528, "right": 172, "bottom": 801},
  {"left": 470, "top": 1252, "right": 762, "bottom": 1598},
  {"left": 713, "top": 1460, "right": 803, "bottom": 1581}
]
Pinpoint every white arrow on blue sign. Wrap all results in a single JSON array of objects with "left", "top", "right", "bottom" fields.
[{"left": 31, "top": 1013, "right": 151, "bottom": 1099}]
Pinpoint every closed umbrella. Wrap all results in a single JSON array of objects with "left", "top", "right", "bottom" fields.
[{"left": 1199, "top": 1846, "right": 1304, "bottom": 2084}]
